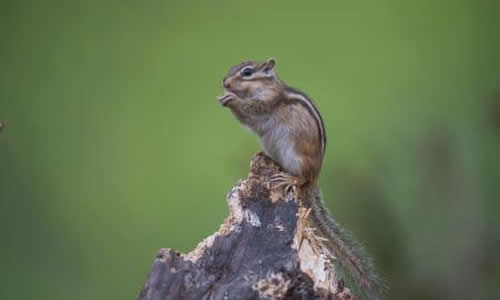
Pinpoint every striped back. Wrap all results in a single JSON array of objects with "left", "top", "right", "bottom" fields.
[{"left": 283, "top": 86, "right": 326, "bottom": 155}]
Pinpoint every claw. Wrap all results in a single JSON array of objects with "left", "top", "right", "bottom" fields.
[
  {"left": 271, "top": 172, "right": 299, "bottom": 193},
  {"left": 218, "top": 94, "right": 234, "bottom": 106}
]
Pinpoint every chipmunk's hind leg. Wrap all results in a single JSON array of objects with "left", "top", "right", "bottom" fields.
[{"left": 271, "top": 172, "right": 304, "bottom": 194}]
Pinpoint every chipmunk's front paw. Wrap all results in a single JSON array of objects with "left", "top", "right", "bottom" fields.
[{"left": 217, "top": 93, "right": 235, "bottom": 106}]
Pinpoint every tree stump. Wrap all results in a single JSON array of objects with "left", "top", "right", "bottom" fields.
[{"left": 137, "top": 153, "right": 355, "bottom": 300}]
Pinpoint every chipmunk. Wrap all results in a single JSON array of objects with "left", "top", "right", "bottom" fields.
[{"left": 218, "top": 58, "right": 384, "bottom": 300}]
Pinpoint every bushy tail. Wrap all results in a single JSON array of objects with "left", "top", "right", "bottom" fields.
[{"left": 310, "top": 190, "right": 385, "bottom": 300}]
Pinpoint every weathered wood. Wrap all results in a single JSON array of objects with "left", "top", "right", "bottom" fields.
[{"left": 137, "top": 153, "right": 355, "bottom": 300}]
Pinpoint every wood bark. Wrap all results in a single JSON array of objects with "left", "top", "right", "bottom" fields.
[{"left": 137, "top": 153, "right": 355, "bottom": 300}]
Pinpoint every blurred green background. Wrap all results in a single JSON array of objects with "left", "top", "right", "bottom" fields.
[{"left": 1, "top": 0, "right": 499, "bottom": 299}]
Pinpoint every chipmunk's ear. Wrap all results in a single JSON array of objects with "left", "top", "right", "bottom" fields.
[{"left": 263, "top": 57, "right": 276, "bottom": 71}]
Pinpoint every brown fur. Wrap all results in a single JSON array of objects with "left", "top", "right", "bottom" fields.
[
  {"left": 219, "top": 58, "right": 324, "bottom": 191},
  {"left": 218, "top": 58, "right": 384, "bottom": 300}
]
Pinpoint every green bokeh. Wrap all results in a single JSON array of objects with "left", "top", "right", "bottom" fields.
[{"left": 1, "top": 1, "right": 499, "bottom": 299}]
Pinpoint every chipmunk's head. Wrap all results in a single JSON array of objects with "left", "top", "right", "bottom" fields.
[{"left": 218, "top": 58, "right": 281, "bottom": 106}]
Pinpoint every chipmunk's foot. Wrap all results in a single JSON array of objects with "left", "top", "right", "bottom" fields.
[{"left": 271, "top": 172, "right": 301, "bottom": 194}]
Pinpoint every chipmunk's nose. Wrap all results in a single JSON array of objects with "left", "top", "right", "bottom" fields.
[{"left": 223, "top": 78, "right": 230, "bottom": 89}]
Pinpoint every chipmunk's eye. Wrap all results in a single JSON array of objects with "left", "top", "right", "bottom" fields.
[{"left": 241, "top": 67, "right": 254, "bottom": 77}]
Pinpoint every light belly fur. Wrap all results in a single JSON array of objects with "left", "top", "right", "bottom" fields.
[{"left": 260, "top": 125, "right": 302, "bottom": 176}]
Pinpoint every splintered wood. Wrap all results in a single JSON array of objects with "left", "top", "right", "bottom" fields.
[{"left": 137, "top": 153, "right": 354, "bottom": 300}]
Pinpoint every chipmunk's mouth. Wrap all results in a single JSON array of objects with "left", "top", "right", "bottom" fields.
[{"left": 217, "top": 92, "right": 235, "bottom": 106}]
